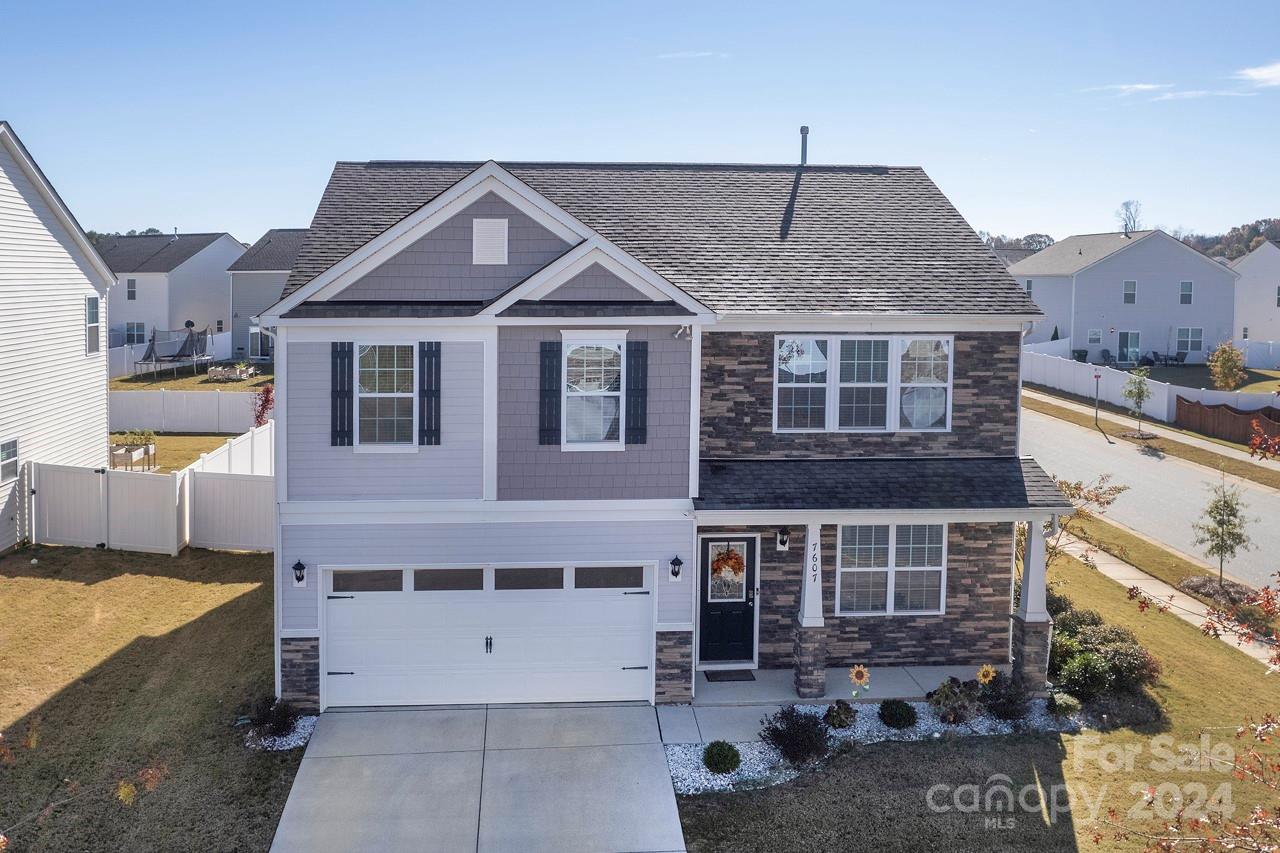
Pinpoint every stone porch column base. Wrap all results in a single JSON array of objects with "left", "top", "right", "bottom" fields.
[
  {"left": 655, "top": 631, "right": 694, "bottom": 704},
  {"left": 792, "top": 621, "right": 828, "bottom": 699},
  {"left": 1010, "top": 615, "right": 1053, "bottom": 696}
]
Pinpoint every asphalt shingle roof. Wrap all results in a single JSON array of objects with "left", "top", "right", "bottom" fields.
[
  {"left": 694, "top": 456, "right": 1070, "bottom": 512},
  {"left": 283, "top": 161, "right": 1039, "bottom": 316},
  {"left": 229, "top": 228, "right": 309, "bottom": 272},
  {"left": 95, "top": 232, "right": 230, "bottom": 274},
  {"left": 1008, "top": 231, "right": 1155, "bottom": 277}
]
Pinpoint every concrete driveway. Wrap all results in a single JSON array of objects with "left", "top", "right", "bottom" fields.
[{"left": 270, "top": 704, "right": 686, "bottom": 853}]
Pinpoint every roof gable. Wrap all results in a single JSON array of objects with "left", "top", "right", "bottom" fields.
[
  {"left": 1009, "top": 231, "right": 1156, "bottom": 276},
  {"left": 95, "top": 232, "right": 231, "bottom": 274},
  {"left": 229, "top": 228, "right": 308, "bottom": 271}
]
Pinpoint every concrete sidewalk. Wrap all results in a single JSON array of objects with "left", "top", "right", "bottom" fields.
[{"left": 1060, "top": 534, "right": 1274, "bottom": 667}]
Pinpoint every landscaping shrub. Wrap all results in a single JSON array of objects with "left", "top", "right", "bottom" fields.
[
  {"left": 1091, "top": 640, "right": 1162, "bottom": 689},
  {"left": 1054, "top": 607, "right": 1105, "bottom": 636},
  {"left": 759, "top": 706, "right": 829, "bottom": 765},
  {"left": 702, "top": 740, "right": 741, "bottom": 774},
  {"left": 1048, "top": 692, "right": 1082, "bottom": 718},
  {"left": 1084, "top": 690, "right": 1165, "bottom": 731},
  {"left": 250, "top": 696, "right": 299, "bottom": 738},
  {"left": 1048, "top": 633, "right": 1082, "bottom": 678},
  {"left": 978, "top": 672, "right": 1030, "bottom": 721},
  {"left": 877, "top": 699, "right": 917, "bottom": 730},
  {"left": 1057, "top": 652, "right": 1112, "bottom": 701},
  {"left": 823, "top": 699, "right": 856, "bottom": 729},
  {"left": 1045, "top": 585, "right": 1074, "bottom": 618},
  {"left": 1073, "top": 623, "right": 1139, "bottom": 647},
  {"left": 926, "top": 677, "right": 982, "bottom": 725}
]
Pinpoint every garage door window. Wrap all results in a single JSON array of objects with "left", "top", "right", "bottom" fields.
[
  {"left": 494, "top": 567, "right": 564, "bottom": 590},
  {"left": 574, "top": 565, "right": 645, "bottom": 589},
  {"left": 413, "top": 568, "right": 484, "bottom": 591},
  {"left": 332, "top": 569, "right": 404, "bottom": 592}
]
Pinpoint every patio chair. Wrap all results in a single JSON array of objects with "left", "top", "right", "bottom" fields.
[
  {"left": 1173, "top": 351, "right": 1188, "bottom": 366},
  {"left": 1099, "top": 349, "right": 1116, "bottom": 366},
  {"left": 1150, "top": 350, "right": 1168, "bottom": 367}
]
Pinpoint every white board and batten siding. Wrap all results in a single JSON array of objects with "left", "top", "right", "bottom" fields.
[{"left": 0, "top": 134, "right": 112, "bottom": 552}]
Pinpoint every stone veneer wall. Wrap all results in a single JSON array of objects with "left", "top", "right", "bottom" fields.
[
  {"left": 280, "top": 637, "right": 320, "bottom": 713},
  {"left": 699, "top": 330, "right": 1021, "bottom": 458},
  {"left": 1011, "top": 615, "right": 1053, "bottom": 693},
  {"left": 699, "top": 523, "right": 1014, "bottom": 671},
  {"left": 655, "top": 631, "right": 693, "bottom": 703}
]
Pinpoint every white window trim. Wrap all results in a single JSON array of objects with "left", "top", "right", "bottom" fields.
[
  {"left": 1122, "top": 280, "right": 1137, "bottom": 304},
  {"left": 472, "top": 218, "right": 509, "bottom": 265},
  {"left": 353, "top": 342, "right": 418, "bottom": 453},
  {"left": 834, "top": 522, "right": 948, "bottom": 617},
  {"left": 1179, "top": 280, "right": 1193, "bottom": 305},
  {"left": 1176, "top": 327, "right": 1203, "bottom": 353},
  {"left": 0, "top": 438, "right": 18, "bottom": 485},
  {"left": 124, "top": 322, "right": 146, "bottom": 346},
  {"left": 772, "top": 334, "right": 953, "bottom": 434},
  {"left": 560, "top": 329, "right": 627, "bottom": 452},
  {"left": 1025, "top": 280, "right": 1033, "bottom": 296},
  {"left": 126, "top": 278, "right": 137, "bottom": 300},
  {"left": 1087, "top": 329, "right": 1103, "bottom": 345},
  {"left": 1118, "top": 330, "right": 1141, "bottom": 363},
  {"left": 85, "top": 296, "right": 100, "bottom": 355}
]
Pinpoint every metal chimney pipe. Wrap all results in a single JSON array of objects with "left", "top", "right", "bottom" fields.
[{"left": 800, "top": 126, "right": 809, "bottom": 165}]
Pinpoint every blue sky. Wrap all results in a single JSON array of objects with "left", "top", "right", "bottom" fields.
[{"left": 4, "top": 0, "right": 1277, "bottom": 245}]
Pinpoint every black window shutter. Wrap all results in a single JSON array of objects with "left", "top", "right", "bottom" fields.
[
  {"left": 331, "top": 342, "right": 354, "bottom": 446},
  {"left": 625, "top": 340, "right": 648, "bottom": 444},
  {"left": 539, "top": 341, "right": 561, "bottom": 445},
  {"left": 419, "top": 341, "right": 441, "bottom": 446}
]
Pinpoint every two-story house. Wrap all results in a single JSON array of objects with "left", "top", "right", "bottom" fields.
[
  {"left": 228, "top": 228, "right": 308, "bottom": 361},
  {"left": 1011, "top": 229, "right": 1239, "bottom": 364},
  {"left": 260, "top": 158, "right": 1070, "bottom": 712},
  {"left": 0, "top": 121, "right": 115, "bottom": 552},
  {"left": 98, "top": 231, "right": 244, "bottom": 346},
  {"left": 1232, "top": 240, "right": 1280, "bottom": 344}
]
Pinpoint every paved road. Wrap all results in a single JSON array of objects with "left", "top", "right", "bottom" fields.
[{"left": 1021, "top": 408, "right": 1280, "bottom": 589}]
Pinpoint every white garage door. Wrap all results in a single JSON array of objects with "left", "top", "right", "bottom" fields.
[{"left": 322, "top": 564, "right": 654, "bottom": 708}]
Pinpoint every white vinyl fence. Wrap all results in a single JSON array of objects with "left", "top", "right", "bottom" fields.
[
  {"left": 1022, "top": 338, "right": 1073, "bottom": 358},
  {"left": 1244, "top": 340, "right": 1280, "bottom": 369},
  {"left": 28, "top": 421, "right": 274, "bottom": 555},
  {"left": 110, "top": 389, "right": 256, "bottom": 433},
  {"left": 1022, "top": 351, "right": 1280, "bottom": 423}
]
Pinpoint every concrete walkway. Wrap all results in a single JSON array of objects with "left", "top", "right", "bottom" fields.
[
  {"left": 271, "top": 704, "right": 686, "bottom": 853},
  {"left": 1061, "top": 533, "right": 1274, "bottom": 666}
]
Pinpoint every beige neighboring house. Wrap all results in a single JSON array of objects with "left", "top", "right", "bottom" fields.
[
  {"left": 1232, "top": 241, "right": 1280, "bottom": 343},
  {"left": 0, "top": 121, "right": 116, "bottom": 552}
]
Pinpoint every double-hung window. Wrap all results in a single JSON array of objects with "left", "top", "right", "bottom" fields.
[
  {"left": 836, "top": 523, "right": 946, "bottom": 615},
  {"left": 0, "top": 439, "right": 17, "bottom": 484},
  {"left": 1179, "top": 281, "right": 1193, "bottom": 305},
  {"left": 1024, "top": 280, "right": 1033, "bottom": 296},
  {"left": 125, "top": 322, "right": 146, "bottom": 345},
  {"left": 1176, "top": 327, "right": 1203, "bottom": 355},
  {"left": 1275, "top": 285, "right": 1280, "bottom": 308},
  {"left": 775, "top": 335, "right": 952, "bottom": 432},
  {"left": 1123, "top": 280, "right": 1137, "bottom": 304},
  {"left": 126, "top": 278, "right": 137, "bottom": 300},
  {"left": 85, "top": 297, "right": 100, "bottom": 354},
  {"left": 1087, "top": 329, "right": 1103, "bottom": 345},
  {"left": 356, "top": 344, "right": 414, "bottom": 445},
  {"left": 563, "top": 333, "right": 625, "bottom": 448}
]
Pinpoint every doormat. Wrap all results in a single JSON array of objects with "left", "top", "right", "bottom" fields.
[{"left": 704, "top": 670, "right": 755, "bottom": 682}]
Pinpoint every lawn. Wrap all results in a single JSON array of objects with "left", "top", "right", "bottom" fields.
[
  {"left": 0, "top": 545, "right": 297, "bottom": 852},
  {"left": 1137, "top": 364, "right": 1280, "bottom": 395},
  {"left": 679, "top": 555, "right": 1280, "bottom": 852},
  {"left": 110, "top": 363, "right": 274, "bottom": 392},
  {"left": 110, "top": 433, "right": 232, "bottom": 472}
]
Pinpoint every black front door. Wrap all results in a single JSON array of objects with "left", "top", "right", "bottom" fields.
[{"left": 699, "top": 537, "right": 757, "bottom": 663}]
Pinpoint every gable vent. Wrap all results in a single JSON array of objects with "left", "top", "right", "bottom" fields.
[{"left": 472, "top": 218, "right": 509, "bottom": 265}]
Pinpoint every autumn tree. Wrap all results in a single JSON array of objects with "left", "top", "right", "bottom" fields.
[
  {"left": 1122, "top": 367, "right": 1153, "bottom": 435},
  {"left": 1191, "top": 471, "right": 1255, "bottom": 589},
  {"left": 1207, "top": 341, "right": 1247, "bottom": 391}
]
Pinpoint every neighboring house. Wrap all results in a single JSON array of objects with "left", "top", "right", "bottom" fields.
[
  {"left": 228, "top": 228, "right": 307, "bottom": 361},
  {"left": 0, "top": 122, "right": 115, "bottom": 552},
  {"left": 991, "top": 247, "right": 1037, "bottom": 268},
  {"left": 1231, "top": 241, "right": 1280, "bottom": 343},
  {"left": 259, "top": 157, "right": 1069, "bottom": 712},
  {"left": 97, "top": 231, "right": 244, "bottom": 346},
  {"left": 1011, "top": 229, "right": 1238, "bottom": 364}
]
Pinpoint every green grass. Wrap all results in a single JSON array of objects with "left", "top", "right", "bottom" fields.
[
  {"left": 110, "top": 363, "right": 273, "bottom": 392},
  {"left": 0, "top": 545, "right": 298, "bottom": 852},
  {"left": 1137, "top": 364, "right": 1280, "bottom": 395},
  {"left": 1022, "top": 394, "right": 1280, "bottom": 490},
  {"left": 110, "top": 434, "right": 234, "bottom": 472},
  {"left": 1070, "top": 515, "right": 1214, "bottom": 591},
  {"left": 679, "top": 556, "right": 1278, "bottom": 852}
]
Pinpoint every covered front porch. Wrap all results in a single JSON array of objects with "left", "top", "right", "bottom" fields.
[{"left": 690, "top": 663, "right": 1004, "bottom": 706}]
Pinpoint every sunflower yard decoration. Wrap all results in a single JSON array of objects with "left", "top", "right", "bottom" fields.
[
  {"left": 848, "top": 664, "right": 871, "bottom": 700},
  {"left": 976, "top": 664, "right": 998, "bottom": 685}
]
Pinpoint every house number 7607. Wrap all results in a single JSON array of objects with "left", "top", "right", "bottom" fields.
[{"left": 808, "top": 541, "right": 820, "bottom": 582}]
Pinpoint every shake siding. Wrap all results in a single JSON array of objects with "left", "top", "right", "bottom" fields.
[
  {"left": 334, "top": 192, "right": 571, "bottom": 302},
  {"left": 285, "top": 340, "right": 484, "bottom": 500},
  {"left": 280, "top": 519, "right": 695, "bottom": 630},
  {"left": 0, "top": 145, "right": 109, "bottom": 551},
  {"left": 543, "top": 263, "right": 649, "bottom": 301}
]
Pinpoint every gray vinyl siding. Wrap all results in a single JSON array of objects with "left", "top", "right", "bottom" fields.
[
  {"left": 497, "top": 325, "right": 691, "bottom": 500},
  {"left": 334, "top": 192, "right": 571, "bottom": 302},
  {"left": 165, "top": 234, "right": 243, "bottom": 333},
  {"left": 544, "top": 263, "right": 649, "bottom": 301},
  {"left": 0, "top": 142, "right": 110, "bottom": 551},
  {"left": 285, "top": 340, "right": 483, "bottom": 500},
  {"left": 280, "top": 518, "right": 695, "bottom": 631},
  {"left": 230, "top": 270, "right": 288, "bottom": 358}
]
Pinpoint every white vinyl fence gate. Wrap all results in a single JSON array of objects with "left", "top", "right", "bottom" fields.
[{"left": 28, "top": 422, "right": 274, "bottom": 555}]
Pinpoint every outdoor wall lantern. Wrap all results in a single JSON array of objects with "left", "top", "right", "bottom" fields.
[
  {"left": 776, "top": 527, "right": 790, "bottom": 551},
  {"left": 292, "top": 560, "right": 306, "bottom": 585},
  {"left": 669, "top": 555, "right": 683, "bottom": 580}
]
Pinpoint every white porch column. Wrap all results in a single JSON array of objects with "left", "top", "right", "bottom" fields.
[
  {"left": 799, "top": 523, "right": 825, "bottom": 628},
  {"left": 1018, "top": 519, "right": 1051, "bottom": 622}
]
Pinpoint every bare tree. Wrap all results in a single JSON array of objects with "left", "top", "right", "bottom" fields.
[{"left": 1116, "top": 200, "right": 1143, "bottom": 233}]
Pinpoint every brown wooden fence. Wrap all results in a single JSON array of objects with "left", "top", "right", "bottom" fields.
[{"left": 1175, "top": 397, "right": 1280, "bottom": 445}]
